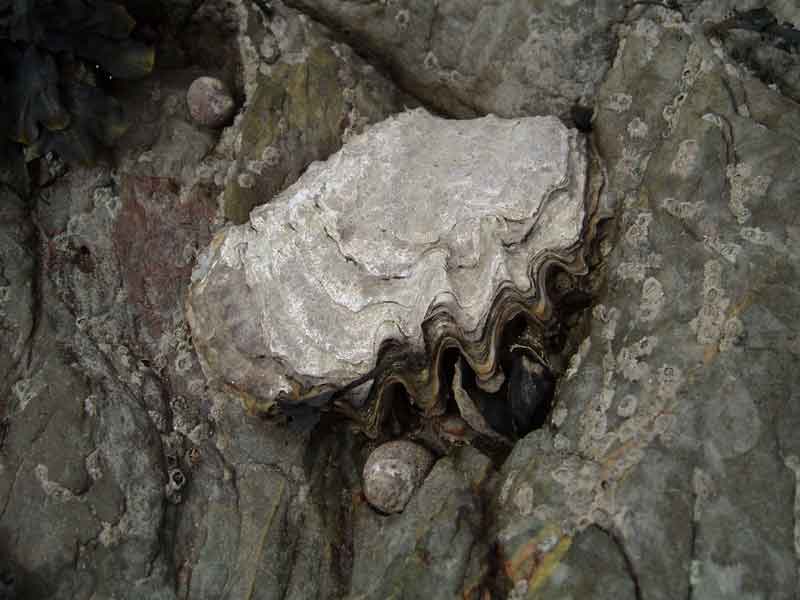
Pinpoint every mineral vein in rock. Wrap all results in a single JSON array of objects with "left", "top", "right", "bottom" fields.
[{"left": 187, "top": 109, "right": 589, "bottom": 420}]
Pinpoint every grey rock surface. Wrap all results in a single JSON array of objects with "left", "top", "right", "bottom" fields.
[
  {"left": 522, "top": 526, "right": 639, "bottom": 600},
  {"left": 691, "top": 0, "right": 800, "bottom": 29},
  {"left": 490, "top": 4, "right": 800, "bottom": 598},
  {"left": 0, "top": 173, "right": 178, "bottom": 598},
  {"left": 282, "top": 0, "right": 626, "bottom": 123},
  {"left": 691, "top": 1, "right": 800, "bottom": 104},
  {"left": 0, "top": 167, "right": 33, "bottom": 397},
  {"left": 2, "top": 1, "right": 800, "bottom": 599},
  {"left": 221, "top": 0, "right": 412, "bottom": 222},
  {"left": 0, "top": 4, "right": 403, "bottom": 597},
  {"left": 173, "top": 398, "right": 355, "bottom": 600},
  {"left": 349, "top": 454, "right": 490, "bottom": 599}
]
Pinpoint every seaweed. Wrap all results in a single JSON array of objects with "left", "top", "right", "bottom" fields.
[
  {"left": 0, "top": 0, "right": 154, "bottom": 165},
  {"left": 709, "top": 8, "right": 800, "bottom": 53}
]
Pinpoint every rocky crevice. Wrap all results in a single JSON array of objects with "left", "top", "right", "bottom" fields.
[
  {"left": 603, "top": 526, "right": 644, "bottom": 600},
  {"left": 2, "top": 1, "right": 800, "bottom": 598}
]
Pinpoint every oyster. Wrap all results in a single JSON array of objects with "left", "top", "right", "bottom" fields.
[{"left": 187, "top": 108, "right": 601, "bottom": 436}]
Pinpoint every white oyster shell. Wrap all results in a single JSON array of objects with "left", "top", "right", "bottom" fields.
[{"left": 187, "top": 108, "right": 592, "bottom": 428}]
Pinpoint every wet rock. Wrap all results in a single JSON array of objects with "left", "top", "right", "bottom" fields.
[
  {"left": 173, "top": 398, "right": 354, "bottom": 600},
  {"left": 490, "top": 431, "right": 577, "bottom": 594},
  {"left": 543, "top": 5, "right": 800, "bottom": 598},
  {"left": 113, "top": 67, "right": 227, "bottom": 185},
  {"left": 0, "top": 174, "right": 33, "bottom": 396},
  {"left": 351, "top": 456, "right": 490, "bottom": 599},
  {"left": 363, "top": 440, "right": 434, "bottom": 514},
  {"left": 4, "top": 2, "right": 800, "bottom": 598},
  {"left": 0, "top": 68, "right": 219, "bottom": 600},
  {"left": 527, "top": 527, "right": 639, "bottom": 600},
  {"left": 690, "top": 1, "right": 800, "bottom": 30},
  {"left": 283, "top": 0, "right": 626, "bottom": 123},
  {"left": 221, "top": 0, "right": 412, "bottom": 222},
  {"left": 0, "top": 317, "right": 173, "bottom": 599},
  {"left": 694, "top": 4, "right": 800, "bottom": 103},
  {"left": 1, "top": 5, "right": 406, "bottom": 598},
  {"left": 187, "top": 76, "right": 236, "bottom": 128},
  {"left": 720, "top": 27, "right": 800, "bottom": 102}
]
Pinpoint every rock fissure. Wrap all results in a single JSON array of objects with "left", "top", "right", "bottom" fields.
[
  {"left": 686, "top": 484, "right": 699, "bottom": 600},
  {"left": 784, "top": 455, "right": 800, "bottom": 588},
  {"left": 23, "top": 215, "right": 45, "bottom": 372},
  {"left": 281, "top": 0, "right": 441, "bottom": 114},
  {"left": 606, "top": 526, "right": 644, "bottom": 600},
  {"left": 0, "top": 462, "right": 23, "bottom": 524}
]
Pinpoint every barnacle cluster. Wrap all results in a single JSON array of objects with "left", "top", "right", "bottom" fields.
[{"left": 0, "top": 0, "right": 154, "bottom": 164}]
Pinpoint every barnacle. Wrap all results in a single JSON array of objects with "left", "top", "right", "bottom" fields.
[
  {"left": 0, "top": 0, "right": 154, "bottom": 164},
  {"left": 187, "top": 109, "right": 604, "bottom": 442}
]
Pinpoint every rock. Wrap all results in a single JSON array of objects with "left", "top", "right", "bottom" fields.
[
  {"left": 362, "top": 440, "right": 435, "bottom": 514},
  {"left": 187, "top": 108, "right": 600, "bottom": 435},
  {"left": 283, "top": 0, "right": 626, "bottom": 122},
  {"left": 1, "top": 5, "right": 407, "bottom": 598},
  {"left": 4, "top": 2, "right": 800, "bottom": 598},
  {"left": 0, "top": 71, "right": 219, "bottom": 600},
  {"left": 537, "top": 5, "right": 800, "bottom": 598},
  {"left": 0, "top": 310, "right": 174, "bottom": 599},
  {"left": 187, "top": 76, "right": 236, "bottom": 128},
  {"left": 490, "top": 431, "right": 580, "bottom": 594},
  {"left": 112, "top": 67, "right": 232, "bottom": 187},
  {"left": 690, "top": 0, "right": 800, "bottom": 30},
  {"left": 0, "top": 168, "right": 33, "bottom": 394},
  {"left": 220, "top": 0, "right": 412, "bottom": 222},
  {"left": 350, "top": 457, "right": 490, "bottom": 599},
  {"left": 0, "top": 567, "right": 16, "bottom": 600},
  {"left": 451, "top": 445, "right": 495, "bottom": 492},
  {"left": 690, "top": 4, "right": 800, "bottom": 104},
  {"left": 173, "top": 401, "right": 356, "bottom": 600},
  {"left": 526, "top": 527, "right": 639, "bottom": 600}
]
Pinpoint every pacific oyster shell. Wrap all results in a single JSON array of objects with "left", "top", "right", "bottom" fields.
[{"left": 187, "top": 108, "right": 599, "bottom": 433}]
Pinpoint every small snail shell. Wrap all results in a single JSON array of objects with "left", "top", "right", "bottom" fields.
[
  {"left": 363, "top": 440, "right": 435, "bottom": 514},
  {"left": 187, "top": 76, "right": 235, "bottom": 128}
]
